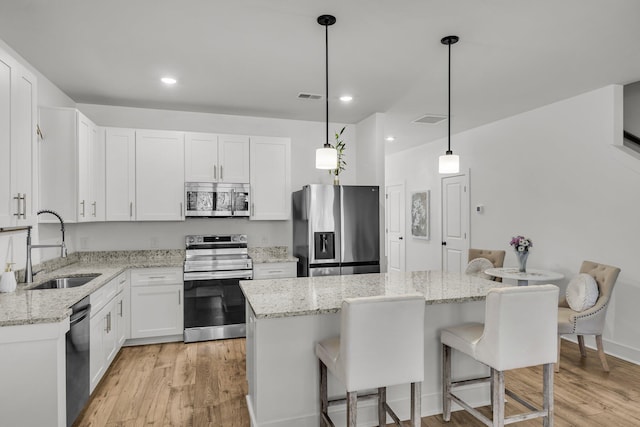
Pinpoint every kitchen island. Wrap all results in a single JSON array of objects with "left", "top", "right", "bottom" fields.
[{"left": 240, "top": 271, "right": 509, "bottom": 427}]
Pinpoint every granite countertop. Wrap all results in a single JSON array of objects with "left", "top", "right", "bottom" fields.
[
  {"left": 248, "top": 246, "right": 298, "bottom": 264},
  {"left": 240, "top": 271, "right": 509, "bottom": 319},
  {"left": 0, "top": 250, "right": 184, "bottom": 327}
]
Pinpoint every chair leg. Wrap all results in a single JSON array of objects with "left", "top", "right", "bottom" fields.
[
  {"left": 596, "top": 335, "right": 610, "bottom": 372},
  {"left": 411, "top": 382, "right": 421, "bottom": 427},
  {"left": 442, "top": 343, "right": 452, "bottom": 422},
  {"left": 492, "top": 369, "right": 505, "bottom": 427},
  {"left": 490, "top": 368, "right": 495, "bottom": 410},
  {"left": 378, "top": 387, "right": 386, "bottom": 427},
  {"left": 543, "top": 363, "right": 554, "bottom": 427},
  {"left": 319, "top": 360, "right": 329, "bottom": 427},
  {"left": 577, "top": 335, "right": 587, "bottom": 358},
  {"left": 347, "top": 391, "right": 357, "bottom": 427},
  {"left": 555, "top": 336, "right": 561, "bottom": 372}
]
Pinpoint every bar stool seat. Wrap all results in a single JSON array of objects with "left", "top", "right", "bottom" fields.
[
  {"left": 441, "top": 285, "right": 559, "bottom": 427},
  {"left": 315, "top": 294, "right": 425, "bottom": 427}
]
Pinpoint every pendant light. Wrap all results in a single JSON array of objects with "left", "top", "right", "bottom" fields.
[
  {"left": 315, "top": 14, "right": 338, "bottom": 170},
  {"left": 438, "top": 35, "right": 460, "bottom": 174}
]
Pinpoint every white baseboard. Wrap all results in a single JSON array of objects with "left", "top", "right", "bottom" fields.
[{"left": 561, "top": 336, "right": 640, "bottom": 366}]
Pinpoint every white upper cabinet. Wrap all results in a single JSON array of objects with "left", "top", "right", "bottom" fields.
[
  {"left": 135, "top": 130, "right": 185, "bottom": 221},
  {"left": 0, "top": 47, "right": 36, "bottom": 227},
  {"left": 250, "top": 136, "right": 291, "bottom": 220},
  {"left": 39, "top": 109, "right": 104, "bottom": 223},
  {"left": 218, "top": 135, "right": 250, "bottom": 183},
  {"left": 105, "top": 128, "right": 136, "bottom": 221},
  {"left": 185, "top": 132, "right": 250, "bottom": 183}
]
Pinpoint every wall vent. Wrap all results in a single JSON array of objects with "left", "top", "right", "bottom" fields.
[
  {"left": 412, "top": 114, "right": 447, "bottom": 124},
  {"left": 297, "top": 92, "right": 323, "bottom": 100}
]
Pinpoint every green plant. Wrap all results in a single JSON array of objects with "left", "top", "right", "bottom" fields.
[{"left": 328, "top": 126, "right": 346, "bottom": 176}]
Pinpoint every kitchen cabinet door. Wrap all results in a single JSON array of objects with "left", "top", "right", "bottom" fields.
[
  {"left": 218, "top": 134, "right": 250, "bottom": 183},
  {"left": 105, "top": 128, "right": 136, "bottom": 221},
  {"left": 135, "top": 130, "right": 185, "bottom": 221},
  {"left": 130, "top": 284, "right": 183, "bottom": 338},
  {"left": 250, "top": 136, "right": 291, "bottom": 220},
  {"left": 89, "top": 298, "right": 116, "bottom": 393},
  {"left": 0, "top": 47, "right": 36, "bottom": 227},
  {"left": 185, "top": 132, "right": 218, "bottom": 182},
  {"left": 114, "top": 272, "right": 130, "bottom": 350}
]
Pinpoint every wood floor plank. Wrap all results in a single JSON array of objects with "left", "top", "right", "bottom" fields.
[{"left": 75, "top": 338, "right": 640, "bottom": 427}]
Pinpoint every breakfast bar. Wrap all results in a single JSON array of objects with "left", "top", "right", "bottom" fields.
[{"left": 240, "top": 271, "right": 509, "bottom": 427}]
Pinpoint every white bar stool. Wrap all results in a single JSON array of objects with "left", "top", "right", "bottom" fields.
[
  {"left": 315, "top": 294, "right": 425, "bottom": 427},
  {"left": 441, "top": 285, "right": 559, "bottom": 427}
]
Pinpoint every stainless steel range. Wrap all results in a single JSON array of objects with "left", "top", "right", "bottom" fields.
[{"left": 183, "top": 234, "right": 252, "bottom": 343}]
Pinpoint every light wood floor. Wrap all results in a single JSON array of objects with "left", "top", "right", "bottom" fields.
[{"left": 74, "top": 338, "right": 640, "bottom": 427}]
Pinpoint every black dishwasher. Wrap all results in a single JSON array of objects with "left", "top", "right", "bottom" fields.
[{"left": 66, "top": 296, "right": 91, "bottom": 427}]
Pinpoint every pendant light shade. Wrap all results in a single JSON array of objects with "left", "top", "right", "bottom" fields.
[
  {"left": 438, "top": 35, "right": 460, "bottom": 174},
  {"left": 315, "top": 14, "right": 338, "bottom": 170}
]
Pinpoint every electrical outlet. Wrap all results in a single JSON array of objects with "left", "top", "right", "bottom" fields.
[{"left": 150, "top": 237, "right": 159, "bottom": 248}]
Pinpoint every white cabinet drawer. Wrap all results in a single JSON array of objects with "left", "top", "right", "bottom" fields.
[
  {"left": 253, "top": 262, "right": 297, "bottom": 280},
  {"left": 130, "top": 267, "right": 182, "bottom": 286},
  {"left": 115, "top": 271, "right": 128, "bottom": 293},
  {"left": 90, "top": 278, "right": 116, "bottom": 315}
]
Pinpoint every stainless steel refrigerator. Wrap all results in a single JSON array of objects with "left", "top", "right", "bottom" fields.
[{"left": 292, "top": 184, "right": 380, "bottom": 276}]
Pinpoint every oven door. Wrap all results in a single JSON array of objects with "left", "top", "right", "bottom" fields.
[{"left": 183, "top": 270, "right": 252, "bottom": 342}]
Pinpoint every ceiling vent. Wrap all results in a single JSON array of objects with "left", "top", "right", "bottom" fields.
[
  {"left": 298, "top": 92, "right": 323, "bottom": 100},
  {"left": 412, "top": 114, "right": 447, "bottom": 125}
]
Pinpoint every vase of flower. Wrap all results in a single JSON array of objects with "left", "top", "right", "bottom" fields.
[
  {"left": 509, "top": 235, "right": 532, "bottom": 273},
  {"left": 516, "top": 251, "right": 529, "bottom": 273},
  {"left": 328, "top": 126, "right": 346, "bottom": 185}
]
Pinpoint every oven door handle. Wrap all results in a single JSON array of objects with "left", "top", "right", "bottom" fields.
[{"left": 183, "top": 271, "right": 253, "bottom": 281}]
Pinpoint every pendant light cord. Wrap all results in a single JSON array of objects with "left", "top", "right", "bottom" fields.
[
  {"left": 325, "top": 21, "right": 329, "bottom": 148},
  {"left": 447, "top": 40, "right": 452, "bottom": 154}
]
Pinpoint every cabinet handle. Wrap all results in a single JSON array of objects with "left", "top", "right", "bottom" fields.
[
  {"left": 92, "top": 201, "right": 97, "bottom": 217},
  {"left": 251, "top": 202, "right": 255, "bottom": 217},
  {"left": 148, "top": 276, "right": 166, "bottom": 279},
  {"left": 130, "top": 202, "right": 133, "bottom": 218},
  {"left": 104, "top": 313, "right": 110, "bottom": 333},
  {"left": 180, "top": 202, "right": 183, "bottom": 217},
  {"left": 13, "top": 194, "right": 26, "bottom": 218},
  {"left": 220, "top": 165, "right": 223, "bottom": 181},
  {"left": 214, "top": 165, "right": 217, "bottom": 180},
  {"left": 119, "top": 300, "right": 123, "bottom": 316},
  {"left": 22, "top": 194, "right": 26, "bottom": 219},
  {"left": 178, "top": 290, "right": 181, "bottom": 305},
  {"left": 80, "top": 200, "right": 85, "bottom": 217},
  {"left": 268, "top": 270, "right": 284, "bottom": 274}
]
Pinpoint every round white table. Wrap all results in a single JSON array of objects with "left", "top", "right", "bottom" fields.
[{"left": 484, "top": 267, "right": 564, "bottom": 286}]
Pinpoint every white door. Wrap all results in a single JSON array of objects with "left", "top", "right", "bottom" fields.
[
  {"left": 441, "top": 174, "right": 469, "bottom": 272},
  {"left": 386, "top": 183, "right": 405, "bottom": 272}
]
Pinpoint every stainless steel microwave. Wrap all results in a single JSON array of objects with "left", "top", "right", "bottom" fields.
[{"left": 185, "top": 182, "right": 250, "bottom": 217}]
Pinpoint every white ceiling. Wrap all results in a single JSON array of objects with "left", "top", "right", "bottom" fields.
[{"left": 1, "top": 0, "right": 640, "bottom": 154}]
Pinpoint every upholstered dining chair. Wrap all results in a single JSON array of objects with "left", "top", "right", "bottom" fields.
[
  {"left": 315, "top": 294, "right": 425, "bottom": 427},
  {"left": 557, "top": 260, "right": 621, "bottom": 372},
  {"left": 468, "top": 249, "right": 506, "bottom": 281}
]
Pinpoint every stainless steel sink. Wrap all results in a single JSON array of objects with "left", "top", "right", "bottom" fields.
[{"left": 31, "top": 274, "right": 100, "bottom": 290}]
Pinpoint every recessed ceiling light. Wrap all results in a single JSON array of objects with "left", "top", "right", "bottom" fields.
[
  {"left": 385, "top": 136, "right": 396, "bottom": 142},
  {"left": 340, "top": 95, "right": 353, "bottom": 102},
  {"left": 161, "top": 77, "right": 177, "bottom": 85}
]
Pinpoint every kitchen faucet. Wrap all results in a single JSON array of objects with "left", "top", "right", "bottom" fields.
[{"left": 24, "top": 209, "right": 67, "bottom": 283}]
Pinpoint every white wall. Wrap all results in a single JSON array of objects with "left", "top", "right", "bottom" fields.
[
  {"left": 64, "top": 104, "right": 357, "bottom": 252},
  {"left": 387, "top": 85, "right": 640, "bottom": 364}
]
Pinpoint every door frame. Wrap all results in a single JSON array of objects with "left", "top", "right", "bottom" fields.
[{"left": 440, "top": 170, "right": 470, "bottom": 271}]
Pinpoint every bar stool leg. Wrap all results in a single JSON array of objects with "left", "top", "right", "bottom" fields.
[
  {"left": 411, "top": 382, "right": 421, "bottom": 427},
  {"left": 555, "top": 336, "right": 561, "bottom": 372},
  {"left": 492, "top": 369, "right": 505, "bottom": 427},
  {"left": 319, "top": 360, "right": 329, "bottom": 427},
  {"left": 442, "top": 343, "right": 452, "bottom": 422},
  {"left": 347, "top": 391, "right": 357, "bottom": 427},
  {"left": 543, "top": 363, "right": 554, "bottom": 427},
  {"left": 378, "top": 387, "right": 386, "bottom": 426}
]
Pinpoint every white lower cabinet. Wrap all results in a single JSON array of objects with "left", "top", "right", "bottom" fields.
[
  {"left": 89, "top": 272, "right": 128, "bottom": 393},
  {"left": 130, "top": 267, "right": 183, "bottom": 339}
]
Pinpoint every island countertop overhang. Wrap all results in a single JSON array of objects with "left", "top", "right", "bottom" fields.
[{"left": 240, "top": 271, "right": 509, "bottom": 319}]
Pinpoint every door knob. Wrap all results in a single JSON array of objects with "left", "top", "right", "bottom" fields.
[
  {"left": 399, "top": 237, "right": 403, "bottom": 240},
  {"left": 442, "top": 241, "right": 447, "bottom": 246}
]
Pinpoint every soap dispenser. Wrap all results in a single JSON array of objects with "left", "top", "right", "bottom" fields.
[{"left": 0, "top": 263, "right": 17, "bottom": 293}]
